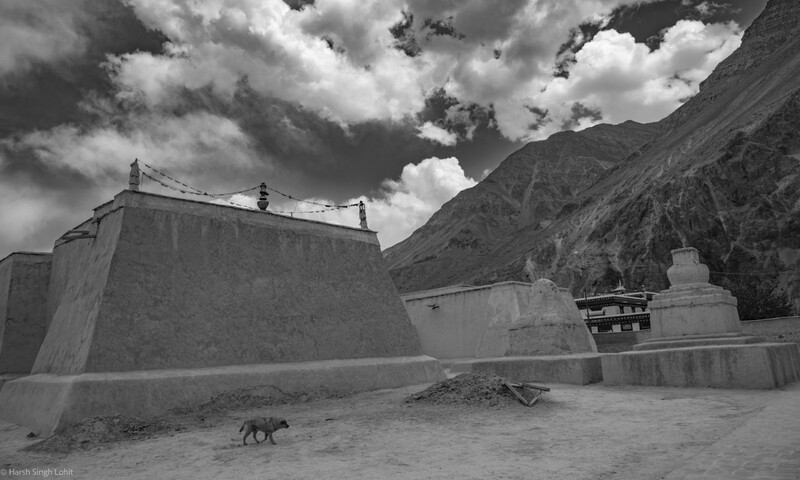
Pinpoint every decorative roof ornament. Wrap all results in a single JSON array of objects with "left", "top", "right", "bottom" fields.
[
  {"left": 257, "top": 182, "right": 270, "bottom": 211},
  {"left": 359, "top": 201, "right": 368, "bottom": 229},
  {"left": 129, "top": 159, "right": 140, "bottom": 191}
]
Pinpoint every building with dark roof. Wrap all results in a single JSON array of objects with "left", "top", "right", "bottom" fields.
[{"left": 574, "top": 283, "right": 658, "bottom": 333}]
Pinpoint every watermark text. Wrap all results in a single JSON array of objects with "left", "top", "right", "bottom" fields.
[{"left": 1, "top": 467, "right": 74, "bottom": 477}]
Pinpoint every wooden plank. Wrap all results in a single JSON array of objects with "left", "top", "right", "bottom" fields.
[
  {"left": 504, "top": 382, "right": 548, "bottom": 407},
  {"left": 504, "top": 381, "right": 531, "bottom": 406},
  {"left": 521, "top": 382, "right": 551, "bottom": 392}
]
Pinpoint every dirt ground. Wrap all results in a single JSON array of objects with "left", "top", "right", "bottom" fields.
[{"left": 0, "top": 376, "right": 783, "bottom": 480}]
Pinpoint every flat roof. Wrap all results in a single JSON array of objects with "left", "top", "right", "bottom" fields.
[
  {"left": 0, "top": 251, "right": 53, "bottom": 265},
  {"left": 84, "top": 189, "right": 381, "bottom": 246}
]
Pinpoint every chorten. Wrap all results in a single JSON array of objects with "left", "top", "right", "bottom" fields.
[
  {"left": 635, "top": 247, "right": 762, "bottom": 349},
  {"left": 468, "top": 278, "right": 602, "bottom": 385},
  {"left": 602, "top": 247, "right": 800, "bottom": 388}
]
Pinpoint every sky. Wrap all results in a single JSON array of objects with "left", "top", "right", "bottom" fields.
[{"left": 0, "top": 0, "right": 767, "bottom": 258}]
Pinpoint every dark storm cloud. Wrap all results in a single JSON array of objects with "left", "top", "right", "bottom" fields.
[
  {"left": 554, "top": 20, "right": 608, "bottom": 78},
  {"left": 554, "top": 0, "right": 766, "bottom": 78},
  {"left": 0, "top": 0, "right": 166, "bottom": 136},
  {"left": 606, "top": 0, "right": 766, "bottom": 48},
  {"left": 283, "top": 0, "right": 315, "bottom": 11},
  {"left": 0, "top": 0, "right": 765, "bottom": 257},
  {"left": 562, "top": 103, "right": 603, "bottom": 130},
  {"left": 162, "top": 81, "right": 441, "bottom": 198}
]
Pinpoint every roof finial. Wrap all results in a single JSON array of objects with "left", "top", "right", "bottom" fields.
[
  {"left": 359, "top": 201, "right": 368, "bottom": 229},
  {"left": 257, "top": 182, "right": 270, "bottom": 211},
  {"left": 129, "top": 159, "right": 140, "bottom": 191}
]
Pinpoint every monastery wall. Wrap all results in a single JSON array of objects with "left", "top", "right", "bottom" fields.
[
  {"left": 741, "top": 317, "right": 800, "bottom": 345},
  {"left": 0, "top": 253, "right": 52, "bottom": 374},
  {"left": 34, "top": 190, "right": 420, "bottom": 374},
  {"left": 43, "top": 218, "right": 95, "bottom": 331},
  {"left": 592, "top": 331, "right": 653, "bottom": 353},
  {"left": 401, "top": 282, "right": 533, "bottom": 359},
  {"left": 32, "top": 211, "right": 124, "bottom": 375}
]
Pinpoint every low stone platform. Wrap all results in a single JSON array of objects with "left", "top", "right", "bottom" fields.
[
  {"left": 0, "top": 374, "right": 25, "bottom": 392},
  {"left": 602, "top": 343, "right": 800, "bottom": 389},
  {"left": 0, "top": 355, "right": 445, "bottom": 435},
  {"left": 633, "top": 333, "right": 765, "bottom": 351},
  {"left": 441, "top": 353, "right": 603, "bottom": 385}
]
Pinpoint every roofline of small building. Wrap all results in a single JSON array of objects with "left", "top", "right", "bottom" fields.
[{"left": 0, "top": 251, "right": 54, "bottom": 265}]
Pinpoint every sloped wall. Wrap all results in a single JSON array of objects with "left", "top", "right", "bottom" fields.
[
  {"left": 34, "top": 191, "right": 420, "bottom": 373},
  {"left": 0, "top": 253, "right": 52, "bottom": 374},
  {"left": 31, "top": 210, "right": 124, "bottom": 375}
]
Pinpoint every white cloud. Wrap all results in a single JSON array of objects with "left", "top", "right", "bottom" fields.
[
  {"left": 6, "top": 112, "right": 260, "bottom": 181},
  {"left": 694, "top": 1, "right": 726, "bottom": 17},
  {"left": 0, "top": 0, "right": 746, "bottom": 146},
  {"left": 0, "top": 112, "right": 265, "bottom": 257},
  {"left": 0, "top": 181, "right": 58, "bottom": 253},
  {"left": 117, "top": 0, "right": 428, "bottom": 124},
  {"left": 269, "top": 156, "right": 477, "bottom": 248},
  {"left": 0, "top": 153, "right": 123, "bottom": 256},
  {"left": 113, "top": 0, "right": 742, "bottom": 143},
  {"left": 110, "top": 0, "right": 662, "bottom": 139},
  {"left": 0, "top": 0, "right": 89, "bottom": 78},
  {"left": 416, "top": 122, "right": 458, "bottom": 146},
  {"left": 510, "top": 19, "right": 743, "bottom": 140}
]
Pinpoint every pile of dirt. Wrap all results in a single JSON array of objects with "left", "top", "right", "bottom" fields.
[
  {"left": 404, "top": 373, "right": 528, "bottom": 407},
  {"left": 23, "top": 414, "right": 175, "bottom": 454}
]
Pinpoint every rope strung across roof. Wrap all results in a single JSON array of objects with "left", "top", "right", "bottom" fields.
[
  {"left": 133, "top": 159, "right": 363, "bottom": 217},
  {"left": 139, "top": 160, "right": 259, "bottom": 197},
  {"left": 269, "top": 205, "right": 354, "bottom": 215},
  {"left": 141, "top": 171, "right": 256, "bottom": 211},
  {"left": 261, "top": 184, "right": 360, "bottom": 209}
]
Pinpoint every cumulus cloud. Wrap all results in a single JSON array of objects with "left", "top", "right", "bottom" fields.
[
  {"left": 108, "top": 0, "right": 743, "bottom": 143},
  {"left": 253, "top": 156, "right": 477, "bottom": 248},
  {"left": 116, "top": 0, "right": 428, "bottom": 124},
  {"left": 0, "top": 111, "right": 266, "bottom": 256},
  {"left": 416, "top": 121, "right": 458, "bottom": 146},
  {"left": 0, "top": 0, "right": 752, "bottom": 257},
  {"left": 0, "top": 177, "right": 62, "bottom": 254},
  {"left": 0, "top": 0, "right": 89, "bottom": 78},
  {"left": 509, "top": 19, "right": 742, "bottom": 140},
  {"left": 692, "top": 1, "right": 729, "bottom": 18},
  {"left": 5, "top": 112, "right": 260, "bottom": 181}
]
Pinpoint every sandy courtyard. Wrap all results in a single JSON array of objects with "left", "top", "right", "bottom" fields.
[{"left": 0, "top": 380, "right": 796, "bottom": 480}]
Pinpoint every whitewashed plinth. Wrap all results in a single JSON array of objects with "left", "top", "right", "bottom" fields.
[{"left": 602, "top": 247, "right": 799, "bottom": 389}]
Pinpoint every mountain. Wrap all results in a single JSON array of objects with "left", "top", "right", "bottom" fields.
[{"left": 385, "top": 0, "right": 800, "bottom": 313}]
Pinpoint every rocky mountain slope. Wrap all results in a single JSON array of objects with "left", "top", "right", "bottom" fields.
[{"left": 385, "top": 0, "right": 800, "bottom": 313}]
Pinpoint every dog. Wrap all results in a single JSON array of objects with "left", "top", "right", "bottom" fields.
[{"left": 239, "top": 417, "right": 289, "bottom": 445}]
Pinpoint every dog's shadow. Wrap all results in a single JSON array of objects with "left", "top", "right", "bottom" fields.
[{"left": 211, "top": 440, "right": 277, "bottom": 464}]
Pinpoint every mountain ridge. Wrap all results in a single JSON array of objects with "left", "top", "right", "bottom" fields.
[{"left": 386, "top": 0, "right": 800, "bottom": 311}]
